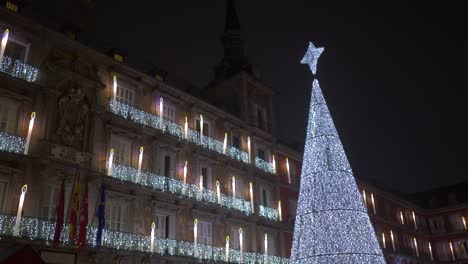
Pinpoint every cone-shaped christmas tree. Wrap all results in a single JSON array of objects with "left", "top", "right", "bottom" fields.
[{"left": 291, "top": 42, "right": 386, "bottom": 263}]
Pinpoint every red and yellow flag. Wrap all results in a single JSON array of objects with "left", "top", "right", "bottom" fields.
[{"left": 68, "top": 175, "right": 80, "bottom": 241}]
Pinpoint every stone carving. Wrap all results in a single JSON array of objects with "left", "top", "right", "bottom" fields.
[{"left": 55, "top": 83, "right": 89, "bottom": 149}]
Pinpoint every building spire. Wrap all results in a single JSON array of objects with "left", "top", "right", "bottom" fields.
[
  {"left": 214, "top": 0, "right": 252, "bottom": 80},
  {"left": 224, "top": 0, "right": 240, "bottom": 32}
]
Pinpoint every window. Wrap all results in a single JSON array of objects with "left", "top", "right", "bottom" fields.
[
  {"left": 197, "top": 220, "right": 212, "bottom": 245},
  {"left": 3, "top": 35, "right": 29, "bottom": 62},
  {"left": 40, "top": 183, "right": 71, "bottom": 220},
  {"left": 0, "top": 99, "right": 18, "bottom": 133},
  {"left": 449, "top": 214, "right": 466, "bottom": 231},
  {"left": 198, "top": 165, "right": 212, "bottom": 189},
  {"left": 163, "top": 155, "right": 173, "bottom": 178},
  {"left": 264, "top": 232, "right": 276, "bottom": 255},
  {"left": 195, "top": 118, "right": 210, "bottom": 137},
  {"left": 0, "top": 179, "right": 8, "bottom": 212},
  {"left": 116, "top": 82, "right": 135, "bottom": 106},
  {"left": 231, "top": 134, "right": 241, "bottom": 149},
  {"left": 106, "top": 198, "right": 130, "bottom": 232},
  {"left": 230, "top": 176, "right": 244, "bottom": 198},
  {"left": 255, "top": 105, "right": 267, "bottom": 130},
  {"left": 154, "top": 213, "right": 169, "bottom": 238},
  {"left": 163, "top": 103, "right": 176, "bottom": 122},
  {"left": 260, "top": 185, "right": 272, "bottom": 207},
  {"left": 289, "top": 199, "right": 298, "bottom": 217},
  {"left": 111, "top": 135, "right": 132, "bottom": 166},
  {"left": 231, "top": 226, "right": 241, "bottom": 249},
  {"left": 257, "top": 148, "right": 265, "bottom": 160},
  {"left": 288, "top": 159, "right": 297, "bottom": 183}
]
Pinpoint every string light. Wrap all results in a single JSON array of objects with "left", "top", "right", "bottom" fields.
[
  {"left": 0, "top": 213, "right": 288, "bottom": 263},
  {"left": 291, "top": 42, "right": 385, "bottom": 263},
  {"left": 0, "top": 132, "right": 25, "bottom": 154},
  {"left": 24, "top": 112, "right": 35, "bottom": 155},
  {"left": 259, "top": 205, "right": 279, "bottom": 221},
  {"left": 13, "top": 185, "right": 27, "bottom": 236},
  {"left": 255, "top": 157, "right": 275, "bottom": 174},
  {"left": 0, "top": 55, "right": 39, "bottom": 82}
]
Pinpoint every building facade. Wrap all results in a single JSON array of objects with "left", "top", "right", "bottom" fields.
[{"left": 0, "top": 1, "right": 467, "bottom": 264}]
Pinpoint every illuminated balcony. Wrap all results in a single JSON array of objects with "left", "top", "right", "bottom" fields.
[
  {"left": 0, "top": 214, "right": 289, "bottom": 264},
  {"left": 110, "top": 100, "right": 249, "bottom": 164},
  {"left": 255, "top": 157, "right": 275, "bottom": 174},
  {"left": 259, "top": 205, "right": 279, "bottom": 222},
  {"left": 109, "top": 163, "right": 252, "bottom": 215},
  {"left": 0, "top": 132, "right": 25, "bottom": 154},
  {"left": 0, "top": 56, "right": 39, "bottom": 82}
]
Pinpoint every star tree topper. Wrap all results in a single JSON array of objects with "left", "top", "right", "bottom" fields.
[{"left": 301, "top": 41, "right": 324, "bottom": 75}]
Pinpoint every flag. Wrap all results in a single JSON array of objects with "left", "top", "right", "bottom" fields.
[
  {"left": 95, "top": 185, "right": 106, "bottom": 247},
  {"left": 77, "top": 182, "right": 88, "bottom": 249},
  {"left": 53, "top": 179, "right": 65, "bottom": 247},
  {"left": 68, "top": 175, "right": 81, "bottom": 241}
]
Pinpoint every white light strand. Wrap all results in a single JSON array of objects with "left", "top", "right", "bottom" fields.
[
  {"left": 292, "top": 43, "right": 385, "bottom": 263},
  {"left": 0, "top": 132, "right": 25, "bottom": 154}
]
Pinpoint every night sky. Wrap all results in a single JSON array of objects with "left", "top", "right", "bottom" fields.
[{"left": 25, "top": 1, "right": 467, "bottom": 193}]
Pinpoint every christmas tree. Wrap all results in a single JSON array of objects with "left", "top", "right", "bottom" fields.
[{"left": 291, "top": 42, "right": 385, "bottom": 263}]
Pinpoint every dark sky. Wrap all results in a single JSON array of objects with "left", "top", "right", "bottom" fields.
[{"left": 25, "top": 1, "right": 467, "bottom": 193}]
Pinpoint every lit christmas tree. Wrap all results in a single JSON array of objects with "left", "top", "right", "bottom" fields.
[{"left": 291, "top": 42, "right": 386, "bottom": 263}]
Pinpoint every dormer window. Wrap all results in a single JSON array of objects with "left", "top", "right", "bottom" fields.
[{"left": 255, "top": 104, "right": 267, "bottom": 130}]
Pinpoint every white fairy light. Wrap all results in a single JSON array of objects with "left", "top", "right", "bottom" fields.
[
  {"left": 150, "top": 222, "right": 155, "bottom": 253},
  {"left": 13, "top": 185, "right": 27, "bottom": 236},
  {"left": 199, "top": 114, "right": 203, "bottom": 145},
  {"left": 291, "top": 42, "right": 385, "bottom": 263},
  {"left": 286, "top": 157, "right": 291, "bottom": 184},
  {"left": 107, "top": 149, "right": 114, "bottom": 176},
  {"left": 225, "top": 235, "right": 230, "bottom": 262},
  {"left": 112, "top": 75, "right": 118, "bottom": 111},
  {"left": 136, "top": 146, "right": 144, "bottom": 183},
  {"left": 24, "top": 112, "right": 36, "bottom": 155},
  {"left": 249, "top": 182, "right": 254, "bottom": 213},
  {"left": 0, "top": 29, "right": 9, "bottom": 64},
  {"left": 264, "top": 233, "right": 268, "bottom": 264},
  {"left": 223, "top": 132, "right": 228, "bottom": 154},
  {"left": 232, "top": 176, "right": 236, "bottom": 199}
]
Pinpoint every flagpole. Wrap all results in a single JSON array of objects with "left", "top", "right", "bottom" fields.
[{"left": 90, "top": 183, "right": 102, "bottom": 228}]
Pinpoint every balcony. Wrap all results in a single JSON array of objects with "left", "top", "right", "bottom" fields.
[
  {"left": 110, "top": 163, "right": 253, "bottom": 216},
  {"left": 255, "top": 157, "right": 275, "bottom": 174},
  {"left": 259, "top": 205, "right": 279, "bottom": 222},
  {"left": 0, "top": 132, "right": 25, "bottom": 154},
  {"left": 0, "top": 214, "right": 289, "bottom": 264},
  {"left": 110, "top": 100, "right": 249, "bottom": 164},
  {"left": 0, "top": 55, "right": 39, "bottom": 82}
]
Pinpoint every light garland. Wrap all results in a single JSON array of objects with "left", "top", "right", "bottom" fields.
[
  {"left": 255, "top": 157, "right": 275, "bottom": 174},
  {"left": 108, "top": 163, "right": 255, "bottom": 216},
  {"left": 259, "top": 205, "right": 279, "bottom": 222},
  {"left": 109, "top": 99, "right": 249, "bottom": 164},
  {"left": 0, "top": 132, "right": 25, "bottom": 154},
  {"left": 0, "top": 55, "right": 39, "bottom": 82},
  {"left": 0, "top": 213, "right": 290, "bottom": 263},
  {"left": 291, "top": 42, "right": 385, "bottom": 263}
]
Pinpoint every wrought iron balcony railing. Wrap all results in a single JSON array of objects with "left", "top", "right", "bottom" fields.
[
  {"left": 109, "top": 99, "right": 250, "bottom": 164},
  {"left": 259, "top": 205, "right": 279, "bottom": 222},
  {"left": 255, "top": 157, "right": 275, "bottom": 174},
  {"left": 0, "top": 132, "right": 25, "bottom": 154},
  {"left": 110, "top": 163, "right": 253, "bottom": 216},
  {"left": 0, "top": 214, "right": 289, "bottom": 264},
  {"left": 0, "top": 56, "right": 39, "bottom": 82}
]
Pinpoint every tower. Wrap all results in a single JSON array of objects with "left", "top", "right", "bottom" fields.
[{"left": 291, "top": 42, "right": 385, "bottom": 263}]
